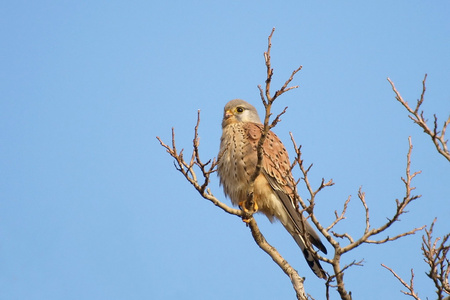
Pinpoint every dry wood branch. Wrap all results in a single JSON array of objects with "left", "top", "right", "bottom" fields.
[
  {"left": 288, "top": 132, "right": 338, "bottom": 262},
  {"left": 289, "top": 133, "right": 356, "bottom": 299},
  {"left": 358, "top": 188, "right": 370, "bottom": 235},
  {"left": 327, "top": 196, "right": 351, "bottom": 232},
  {"left": 244, "top": 27, "right": 308, "bottom": 299},
  {"left": 331, "top": 232, "right": 354, "bottom": 244},
  {"left": 289, "top": 132, "right": 334, "bottom": 210},
  {"left": 388, "top": 75, "right": 450, "bottom": 162},
  {"left": 381, "top": 264, "right": 421, "bottom": 300},
  {"left": 422, "top": 219, "right": 450, "bottom": 299},
  {"left": 156, "top": 118, "right": 242, "bottom": 218},
  {"left": 340, "top": 137, "right": 423, "bottom": 253},
  {"left": 364, "top": 225, "right": 426, "bottom": 244},
  {"left": 381, "top": 219, "right": 450, "bottom": 300},
  {"left": 258, "top": 28, "right": 303, "bottom": 107},
  {"left": 248, "top": 218, "right": 307, "bottom": 300},
  {"left": 288, "top": 133, "right": 425, "bottom": 299},
  {"left": 251, "top": 28, "right": 277, "bottom": 194},
  {"left": 248, "top": 28, "right": 302, "bottom": 212},
  {"left": 324, "top": 259, "right": 363, "bottom": 300},
  {"left": 356, "top": 185, "right": 425, "bottom": 245}
]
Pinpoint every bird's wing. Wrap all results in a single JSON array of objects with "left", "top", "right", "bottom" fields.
[{"left": 243, "top": 122, "right": 327, "bottom": 254}]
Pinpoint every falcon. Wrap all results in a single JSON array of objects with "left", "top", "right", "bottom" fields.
[{"left": 217, "top": 99, "right": 327, "bottom": 279}]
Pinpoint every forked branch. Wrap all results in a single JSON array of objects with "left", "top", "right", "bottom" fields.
[
  {"left": 422, "top": 219, "right": 450, "bottom": 300},
  {"left": 382, "top": 218, "right": 450, "bottom": 300},
  {"left": 388, "top": 75, "right": 450, "bottom": 162},
  {"left": 289, "top": 133, "right": 425, "bottom": 300},
  {"left": 381, "top": 264, "right": 421, "bottom": 300}
]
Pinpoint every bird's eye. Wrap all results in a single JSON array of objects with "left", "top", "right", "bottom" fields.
[{"left": 236, "top": 107, "right": 244, "bottom": 113}]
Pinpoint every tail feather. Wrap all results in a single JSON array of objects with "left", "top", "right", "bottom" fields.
[
  {"left": 264, "top": 176, "right": 327, "bottom": 278},
  {"left": 292, "top": 234, "right": 327, "bottom": 279}
]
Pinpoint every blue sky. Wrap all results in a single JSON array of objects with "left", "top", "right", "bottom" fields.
[{"left": 1, "top": 1, "right": 449, "bottom": 299}]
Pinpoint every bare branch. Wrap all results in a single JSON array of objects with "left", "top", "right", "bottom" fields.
[
  {"left": 290, "top": 136, "right": 424, "bottom": 299},
  {"left": 331, "top": 232, "right": 354, "bottom": 244},
  {"left": 262, "top": 27, "right": 275, "bottom": 106},
  {"left": 358, "top": 188, "right": 370, "bottom": 235},
  {"left": 336, "top": 138, "right": 423, "bottom": 253},
  {"left": 365, "top": 225, "right": 426, "bottom": 244},
  {"left": 273, "top": 65, "right": 303, "bottom": 99},
  {"left": 270, "top": 106, "right": 288, "bottom": 129},
  {"left": 156, "top": 122, "right": 242, "bottom": 218},
  {"left": 248, "top": 28, "right": 278, "bottom": 210},
  {"left": 381, "top": 264, "right": 421, "bottom": 300},
  {"left": 289, "top": 132, "right": 334, "bottom": 211},
  {"left": 422, "top": 219, "right": 450, "bottom": 299},
  {"left": 388, "top": 75, "right": 450, "bottom": 162},
  {"left": 248, "top": 218, "right": 307, "bottom": 300},
  {"left": 247, "top": 28, "right": 303, "bottom": 218},
  {"left": 241, "top": 27, "right": 310, "bottom": 298},
  {"left": 327, "top": 196, "right": 351, "bottom": 232}
]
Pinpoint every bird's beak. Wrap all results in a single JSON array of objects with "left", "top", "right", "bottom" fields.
[
  {"left": 224, "top": 110, "right": 233, "bottom": 119},
  {"left": 222, "top": 109, "right": 236, "bottom": 128}
]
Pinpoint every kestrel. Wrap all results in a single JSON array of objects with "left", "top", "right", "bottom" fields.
[{"left": 217, "top": 99, "right": 327, "bottom": 279}]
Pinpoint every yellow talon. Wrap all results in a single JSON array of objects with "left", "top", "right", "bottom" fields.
[
  {"left": 239, "top": 200, "right": 258, "bottom": 224},
  {"left": 238, "top": 200, "right": 258, "bottom": 213}
]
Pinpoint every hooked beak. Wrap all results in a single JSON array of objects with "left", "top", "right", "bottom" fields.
[
  {"left": 222, "top": 109, "right": 235, "bottom": 128},
  {"left": 224, "top": 110, "right": 233, "bottom": 119}
]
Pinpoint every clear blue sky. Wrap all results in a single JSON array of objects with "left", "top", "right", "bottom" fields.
[{"left": 1, "top": 1, "right": 449, "bottom": 299}]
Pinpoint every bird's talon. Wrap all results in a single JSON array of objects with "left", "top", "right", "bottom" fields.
[{"left": 238, "top": 200, "right": 258, "bottom": 213}]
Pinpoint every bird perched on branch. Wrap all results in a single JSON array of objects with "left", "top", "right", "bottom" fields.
[{"left": 217, "top": 99, "right": 327, "bottom": 279}]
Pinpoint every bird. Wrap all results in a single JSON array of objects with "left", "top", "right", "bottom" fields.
[{"left": 217, "top": 99, "right": 327, "bottom": 279}]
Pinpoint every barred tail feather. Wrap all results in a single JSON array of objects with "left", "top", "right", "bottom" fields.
[{"left": 292, "top": 234, "right": 327, "bottom": 279}]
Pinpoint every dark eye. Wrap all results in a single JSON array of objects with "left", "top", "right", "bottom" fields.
[{"left": 236, "top": 107, "right": 244, "bottom": 113}]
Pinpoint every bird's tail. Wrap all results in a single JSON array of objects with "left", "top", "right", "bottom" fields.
[{"left": 292, "top": 233, "right": 327, "bottom": 279}]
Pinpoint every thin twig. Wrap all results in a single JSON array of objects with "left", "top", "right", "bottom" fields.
[
  {"left": 327, "top": 196, "right": 352, "bottom": 232},
  {"left": 156, "top": 125, "right": 242, "bottom": 217},
  {"left": 422, "top": 218, "right": 450, "bottom": 299},
  {"left": 388, "top": 75, "right": 450, "bottom": 162},
  {"left": 381, "top": 264, "right": 421, "bottom": 300}
]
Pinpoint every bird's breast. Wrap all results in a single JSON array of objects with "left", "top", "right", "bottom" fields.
[{"left": 218, "top": 124, "right": 258, "bottom": 205}]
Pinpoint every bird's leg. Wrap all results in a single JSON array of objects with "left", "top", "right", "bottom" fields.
[{"left": 239, "top": 192, "right": 258, "bottom": 223}]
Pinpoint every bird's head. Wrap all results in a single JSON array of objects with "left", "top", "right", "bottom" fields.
[{"left": 221, "top": 99, "right": 262, "bottom": 128}]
